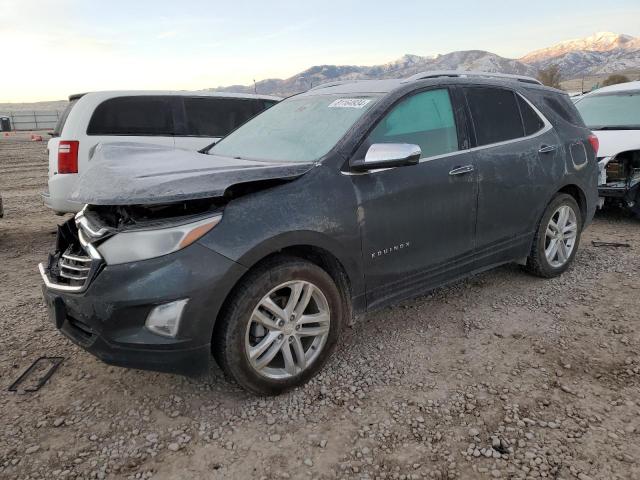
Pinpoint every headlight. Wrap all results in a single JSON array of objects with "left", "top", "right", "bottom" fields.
[{"left": 96, "top": 214, "right": 222, "bottom": 265}]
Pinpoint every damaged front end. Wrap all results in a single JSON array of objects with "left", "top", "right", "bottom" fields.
[
  {"left": 40, "top": 143, "right": 315, "bottom": 289},
  {"left": 598, "top": 150, "right": 640, "bottom": 215},
  {"left": 40, "top": 197, "right": 225, "bottom": 292},
  {"left": 39, "top": 216, "right": 103, "bottom": 293},
  {"left": 37, "top": 196, "right": 242, "bottom": 375}
]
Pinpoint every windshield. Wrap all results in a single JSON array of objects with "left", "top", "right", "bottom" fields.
[
  {"left": 575, "top": 91, "right": 640, "bottom": 130},
  {"left": 207, "top": 94, "right": 380, "bottom": 162}
]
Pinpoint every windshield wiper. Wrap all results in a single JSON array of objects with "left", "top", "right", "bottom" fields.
[
  {"left": 590, "top": 125, "right": 640, "bottom": 131},
  {"left": 198, "top": 138, "right": 221, "bottom": 154}
]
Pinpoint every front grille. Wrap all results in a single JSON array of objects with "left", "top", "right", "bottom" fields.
[
  {"left": 40, "top": 216, "right": 103, "bottom": 293},
  {"left": 58, "top": 250, "right": 92, "bottom": 287}
]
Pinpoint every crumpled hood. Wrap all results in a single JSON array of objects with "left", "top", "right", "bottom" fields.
[
  {"left": 592, "top": 130, "right": 640, "bottom": 157},
  {"left": 70, "top": 142, "right": 315, "bottom": 205}
]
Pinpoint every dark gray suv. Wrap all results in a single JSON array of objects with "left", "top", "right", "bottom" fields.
[{"left": 40, "top": 72, "right": 599, "bottom": 394}]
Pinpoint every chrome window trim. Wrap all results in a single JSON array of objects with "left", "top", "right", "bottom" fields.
[{"left": 343, "top": 91, "right": 552, "bottom": 176}]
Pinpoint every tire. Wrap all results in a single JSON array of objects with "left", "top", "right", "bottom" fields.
[
  {"left": 524, "top": 193, "right": 582, "bottom": 278},
  {"left": 213, "top": 256, "right": 345, "bottom": 395}
]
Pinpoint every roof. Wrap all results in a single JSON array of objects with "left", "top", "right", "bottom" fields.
[
  {"left": 401, "top": 70, "right": 541, "bottom": 85},
  {"left": 298, "top": 79, "right": 404, "bottom": 96},
  {"left": 298, "top": 73, "right": 552, "bottom": 97},
  {"left": 68, "top": 90, "right": 282, "bottom": 102},
  {"left": 585, "top": 80, "right": 640, "bottom": 95}
]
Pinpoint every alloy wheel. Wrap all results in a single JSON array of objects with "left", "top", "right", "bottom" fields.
[
  {"left": 244, "top": 280, "right": 330, "bottom": 379},
  {"left": 544, "top": 205, "right": 578, "bottom": 268}
]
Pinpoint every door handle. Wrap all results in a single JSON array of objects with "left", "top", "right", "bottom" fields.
[
  {"left": 449, "top": 165, "right": 475, "bottom": 176},
  {"left": 538, "top": 144, "right": 557, "bottom": 153}
]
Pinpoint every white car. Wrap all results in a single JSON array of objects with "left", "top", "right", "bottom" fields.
[
  {"left": 43, "top": 91, "right": 281, "bottom": 214},
  {"left": 575, "top": 81, "right": 640, "bottom": 215}
]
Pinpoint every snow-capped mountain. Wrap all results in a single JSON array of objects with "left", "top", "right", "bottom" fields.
[
  {"left": 520, "top": 32, "right": 640, "bottom": 77},
  {"left": 213, "top": 51, "right": 535, "bottom": 96},
  {"left": 521, "top": 32, "right": 638, "bottom": 63},
  {"left": 212, "top": 32, "right": 640, "bottom": 96}
]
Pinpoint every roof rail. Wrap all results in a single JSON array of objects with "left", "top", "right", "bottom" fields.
[
  {"left": 402, "top": 70, "right": 542, "bottom": 86},
  {"left": 308, "top": 80, "right": 359, "bottom": 91}
]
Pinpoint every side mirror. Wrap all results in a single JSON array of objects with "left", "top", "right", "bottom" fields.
[{"left": 350, "top": 143, "right": 421, "bottom": 172}]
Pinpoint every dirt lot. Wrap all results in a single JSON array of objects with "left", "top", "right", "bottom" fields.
[{"left": 1, "top": 137, "right": 639, "bottom": 480}]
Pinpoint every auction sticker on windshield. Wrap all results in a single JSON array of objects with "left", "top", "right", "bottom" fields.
[{"left": 328, "top": 98, "right": 372, "bottom": 108}]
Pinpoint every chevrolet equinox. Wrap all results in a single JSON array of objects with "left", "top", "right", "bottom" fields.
[{"left": 40, "top": 71, "right": 599, "bottom": 395}]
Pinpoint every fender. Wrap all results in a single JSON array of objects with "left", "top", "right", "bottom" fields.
[{"left": 234, "top": 229, "right": 366, "bottom": 299}]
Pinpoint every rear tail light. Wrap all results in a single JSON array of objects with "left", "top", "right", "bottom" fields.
[
  {"left": 58, "top": 141, "right": 79, "bottom": 174},
  {"left": 588, "top": 133, "right": 599, "bottom": 156}
]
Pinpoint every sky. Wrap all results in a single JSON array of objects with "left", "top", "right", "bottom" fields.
[{"left": 2, "top": 0, "right": 640, "bottom": 102}]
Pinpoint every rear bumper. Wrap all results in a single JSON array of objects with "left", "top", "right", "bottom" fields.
[
  {"left": 43, "top": 174, "right": 84, "bottom": 213},
  {"left": 40, "top": 243, "right": 247, "bottom": 376}
]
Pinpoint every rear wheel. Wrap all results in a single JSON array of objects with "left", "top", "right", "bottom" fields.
[
  {"left": 525, "top": 193, "right": 582, "bottom": 278},
  {"left": 213, "top": 257, "right": 344, "bottom": 395}
]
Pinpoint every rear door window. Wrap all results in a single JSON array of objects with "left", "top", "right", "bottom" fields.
[
  {"left": 182, "top": 98, "right": 268, "bottom": 137},
  {"left": 364, "top": 88, "right": 459, "bottom": 159},
  {"left": 517, "top": 95, "right": 545, "bottom": 136},
  {"left": 87, "top": 96, "right": 174, "bottom": 135},
  {"left": 465, "top": 87, "right": 524, "bottom": 146}
]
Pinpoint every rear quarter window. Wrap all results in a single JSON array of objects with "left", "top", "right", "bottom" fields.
[
  {"left": 87, "top": 96, "right": 174, "bottom": 135},
  {"left": 182, "top": 98, "right": 271, "bottom": 137},
  {"left": 542, "top": 94, "right": 586, "bottom": 127},
  {"left": 52, "top": 99, "right": 79, "bottom": 137}
]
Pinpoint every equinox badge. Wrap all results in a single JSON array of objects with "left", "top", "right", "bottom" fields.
[{"left": 371, "top": 242, "right": 411, "bottom": 259}]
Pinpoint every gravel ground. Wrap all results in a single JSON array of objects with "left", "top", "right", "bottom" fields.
[{"left": 1, "top": 137, "right": 639, "bottom": 480}]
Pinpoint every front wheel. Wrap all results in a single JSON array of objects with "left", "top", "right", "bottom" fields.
[
  {"left": 213, "top": 257, "right": 345, "bottom": 395},
  {"left": 524, "top": 193, "right": 582, "bottom": 278}
]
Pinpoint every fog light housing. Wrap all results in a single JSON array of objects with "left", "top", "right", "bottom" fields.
[{"left": 145, "top": 299, "right": 189, "bottom": 337}]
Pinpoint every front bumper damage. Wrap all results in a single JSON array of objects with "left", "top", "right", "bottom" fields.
[
  {"left": 39, "top": 217, "right": 246, "bottom": 376},
  {"left": 597, "top": 156, "right": 640, "bottom": 214}
]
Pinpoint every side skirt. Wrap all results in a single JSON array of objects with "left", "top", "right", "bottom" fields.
[{"left": 365, "top": 234, "right": 531, "bottom": 312}]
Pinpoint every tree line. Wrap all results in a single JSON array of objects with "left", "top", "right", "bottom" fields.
[{"left": 536, "top": 65, "right": 631, "bottom": 91}]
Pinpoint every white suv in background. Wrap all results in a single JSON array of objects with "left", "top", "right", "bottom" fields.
[
  {"left": 575, "top": 81, "right": 640, "bottom": 215},
  {"left": 43, "top": 91, "right": 281, "bottom": 214}
]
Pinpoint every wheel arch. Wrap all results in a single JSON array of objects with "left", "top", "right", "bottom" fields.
[
  {"left": 236, "top": 231, "right": 363, "bottom": 294},
  {"left": 212, "top": 233, "right": 363, "bottom": 344},
  {"left": 556, "top": 183, "right": 587, "bottom": 225},
  {"left": 524, "top": 183, "right": 588, "bottom": 258}
]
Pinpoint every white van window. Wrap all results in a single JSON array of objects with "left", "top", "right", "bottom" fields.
[
  {"left": 52, "top": 98, "right": 80, "bottom": 137},
  {"left": 87, "top": 97, "right": 174, "bottom": 136},
  {"left": 182, "top": 98, "right": 271, "bottom": 137}
]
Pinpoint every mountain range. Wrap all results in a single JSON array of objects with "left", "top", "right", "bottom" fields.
[
  {"left": 212, "top": 32, "right": 640, "bottom": 97},
  {"left": 3, "top": 32, "right": 640, "bottom": 110}
]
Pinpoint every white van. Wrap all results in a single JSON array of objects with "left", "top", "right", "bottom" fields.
[{"left": 43, "top": 91, "right": 281, "bottom": 214}]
